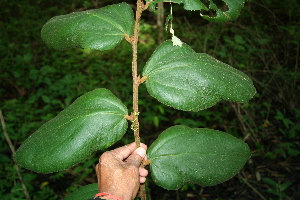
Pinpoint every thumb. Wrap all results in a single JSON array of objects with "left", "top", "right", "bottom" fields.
[{"left": 127, "top": 147, "right": 146, "bottom": 167}]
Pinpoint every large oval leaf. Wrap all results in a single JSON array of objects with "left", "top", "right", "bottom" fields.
[
  {"left": 64, "top": 184, "right": 98, "bottom": 200},
  {"left": 41, "top": 3, "right": 134, "bottom": 51},
  {"left": 147, "top": 0, "right": 245, "bottom": 22},
  {"left": 142, "top": 40, "right": 256, "bottom": 111},
  {"left": 14, "top": 88, "right": 128, "bottom": 173},
  {"left": 147, "top": 125, "right": 250, "bottom": 189}
]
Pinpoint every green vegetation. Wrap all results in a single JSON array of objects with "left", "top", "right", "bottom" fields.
[{"left": 1, "top": 0, "right": 299, "bottom": 199}]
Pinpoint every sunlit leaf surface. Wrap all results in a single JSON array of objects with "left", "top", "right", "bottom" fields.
[
  {"left": 142, "top": 40, "right": 256, "bottom": 111},
  {"left": 41, "top": 3, "right": 134, "bottom": 50},
  {"left": 147, "top": 125, "right": 250, "bottom": 189},
  {"left": 14, "top": 89, "right": 128, "bottom": 173}
]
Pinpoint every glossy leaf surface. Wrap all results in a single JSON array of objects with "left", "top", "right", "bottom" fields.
[
  {"left": 41, "top": 3, "right": 134, "bottom": 50},
  {"left": 142, "top": 40, "right": 256, "bottom": 111},
  {"left": 14, "top": 89, "right": 128, "bottom": 173},
  {"left": 147, "top": 125, "right": 250, "bottom": 189},
  {"left": 147, "top": 0, "right": 245, "bottom": 22},
  {"left": 64, "top": 184, "right": 98, "bottom": 200}
]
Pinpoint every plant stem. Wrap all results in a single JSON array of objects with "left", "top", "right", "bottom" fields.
[
  {"left": 0, "top": 109, "right": 32, "bottom": 200},
  {"left": 132, "top": 1, "right": 148, "bottom": 200},
  {"left": 131, "top": 0, "right": 144, "bottom": 148}
]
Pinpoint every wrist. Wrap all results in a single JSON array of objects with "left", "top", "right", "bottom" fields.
[
  {"left": 99, "top": 186, "right": 134, "bottom": 200},
  {"left": 100, "top": 190, "right": 133, "bottom": 200},
  {"left": 94, "top": 192, "right": 124, "bottom": 200}
]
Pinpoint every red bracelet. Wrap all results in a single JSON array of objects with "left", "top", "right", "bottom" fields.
[{"left": 94, "top": 192, "right": 124, "bottom": 200}]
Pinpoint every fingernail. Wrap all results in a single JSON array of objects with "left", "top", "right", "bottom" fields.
[{"left": 136, "top": 147, "right": 146, "bottom": 158}]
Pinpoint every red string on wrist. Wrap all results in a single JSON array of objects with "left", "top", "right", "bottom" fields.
[{"left": 94, "top": 192, "right": 124, "bottom": 200}]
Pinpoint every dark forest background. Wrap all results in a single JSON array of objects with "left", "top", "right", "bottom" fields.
[{"left": 0, "top": 0, "right": 299, "bottom": 199}]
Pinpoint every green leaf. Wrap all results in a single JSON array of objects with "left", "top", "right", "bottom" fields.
[
  {"left": 147, "top": 125, "right": 250, "bottom": 189},
  {"left": 280, "top": 181, "right": 293, "bottom": 191},
  {"left": 64, "top": 184, "right": 98, "bottom": 200},
  {"left": 262, "top": 178, "right": 278, "bottom": 188},
  {"left": 142, "top": 40, "right": 256, "bottom": 111},
  {"left": 14, "top": 88, "right": 128, "bottom": 173},
  {"left": 41, "top": 3, "right": 134, "bottom": 51},
  {"left": 147, "top": 0, "right": 245, "bottom": 22}
]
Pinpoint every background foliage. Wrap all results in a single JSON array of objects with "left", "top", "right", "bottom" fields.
[{"left": 0, "top": 0, "right": 299, "bottom": 199}]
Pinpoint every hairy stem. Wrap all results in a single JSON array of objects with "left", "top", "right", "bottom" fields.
[
  {"left": 131, "top": 0, "right": 144, "bottom": 148},
  {"left": 132, "top": 1, "right": 147, "bottom": 199}
]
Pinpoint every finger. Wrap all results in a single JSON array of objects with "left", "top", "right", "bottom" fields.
[
  {"left": 140, "top": 176, "right": 146, "bottom": 183},
  {"left": 139, "top": 167, "right": 148, "bottom": 177},
  {"left": 139, "top": 143, "right": 148, "bottom": 150},
  {"left": 95, "top": 164, "right": 101, "bottom": 190},
  {"left": 112, "top": 143, "right": 147, "bottom": 161},
  {"left": 126, "top": 147, "right": 146, "bottom": 167},
  {"left": 112, "top": 142, "right": 136, "bottom": 160},
  {"left": 142, "top": 154, "right": 148, "bottom": 164}
]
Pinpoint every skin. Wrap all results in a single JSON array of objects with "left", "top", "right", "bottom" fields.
[{"left": 96, "top": 142, "right": 148, "bottom": 200}]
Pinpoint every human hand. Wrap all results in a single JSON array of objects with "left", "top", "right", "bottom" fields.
[{"left": 96, "top": 142, "right": 148, "bottom": 200}]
